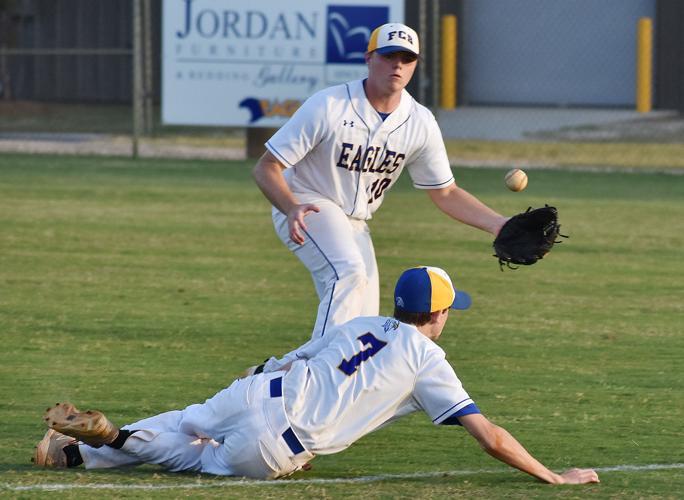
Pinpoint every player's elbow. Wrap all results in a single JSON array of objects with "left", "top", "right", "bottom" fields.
[
  {"left": 426, "top": 184, "right": 457, "bottom": 204},
  {"left": 475, "top": 422, "right": 505, "bottom": 454},
  {"left": 251, "top": 153, "right": 269, "bottom": 182},
  {"left": 253, "top": 152, "right": 285, "bottom": 186}
]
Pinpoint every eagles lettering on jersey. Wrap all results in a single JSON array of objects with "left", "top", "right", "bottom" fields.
[{"left": 335, "top": 142, "right": 406, "bottom": 174}]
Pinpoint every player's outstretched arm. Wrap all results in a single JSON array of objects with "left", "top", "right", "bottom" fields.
[
  {"left": 458, "top": 413, "right": 599, "bottom": 485},
  {"left": 427, "top": 184, "right": 508, "bottom": 236},
  {"left": 252, "top": 152, "right": 319, "bottom": 244}
]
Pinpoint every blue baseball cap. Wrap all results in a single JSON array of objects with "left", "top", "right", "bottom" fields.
[{"left": 394, "top": 266, "right": 471, "bottom": 313}]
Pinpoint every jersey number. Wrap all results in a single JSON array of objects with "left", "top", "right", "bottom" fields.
[
  {"left": 338, "top": 332, "right": 388, "bottom": 376},
  {"left": 368, "top": 178, "right": 392, "bottom": 204}
]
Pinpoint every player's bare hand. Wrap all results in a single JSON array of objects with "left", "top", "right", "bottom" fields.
[
  {"left": 288, "top": 204, "right": 320, "bottom": 245},
  {"left": 241, "top": 365, "right": 261, "bottom": 378},
  {"left": 558, "top": 468, "right": 600, "bottom": 484}
]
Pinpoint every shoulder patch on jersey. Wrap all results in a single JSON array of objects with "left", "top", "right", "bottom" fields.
[{"left": 382, "top": 318, "right": 400, "bottom": 332}]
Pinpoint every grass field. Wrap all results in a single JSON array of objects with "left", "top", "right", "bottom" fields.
[
  {"left": 0, "top": 153, "right": 683, "bottom": 498},
  {"left": 5, "top": 101, "right": 684, "bottom": 170}
]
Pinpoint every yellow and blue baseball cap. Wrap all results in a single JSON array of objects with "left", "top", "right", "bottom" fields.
[
  {"left": 367, "top": 23, "right": 420, "bottom": 56},
  {"left": 394, "top": 266, "right": 471, "bottom": 313}
]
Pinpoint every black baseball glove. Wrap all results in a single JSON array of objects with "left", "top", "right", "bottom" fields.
[{"left": 493, "top": 205, "right": 567, "bottom": 270}]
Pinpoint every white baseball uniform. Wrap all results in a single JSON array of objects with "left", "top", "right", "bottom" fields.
[
  {"left": 266, "top": 79, "right": 455, "bottom": 339},
  {"left": 77, "top": 316, "right": 479, "bottom": 478}
]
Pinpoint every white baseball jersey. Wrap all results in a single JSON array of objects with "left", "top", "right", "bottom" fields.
[
  {"left": 273, "top": 316, "right": 479, "bottom": 455},
  {"left": 266, "top": 79, "right": 455, "bottom": 220}
]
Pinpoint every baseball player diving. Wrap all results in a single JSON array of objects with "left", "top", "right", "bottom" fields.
[
  {"left": 35, "top": 266, "right": 599, "bottom": 485},
  {"left": 253, "top": 23, "right": 510, "bottom": 342}
]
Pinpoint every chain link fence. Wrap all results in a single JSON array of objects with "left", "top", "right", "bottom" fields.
[{"left": 0, "top": 0, "right": 683, "bottom": 160}]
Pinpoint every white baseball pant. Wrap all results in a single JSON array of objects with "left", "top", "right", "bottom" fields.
[
  {"left": 78, "top": 372, "right": 313, "bottom": 478},
  {"left": 272, "top": 198, "right": 380, "bottom": 339}
]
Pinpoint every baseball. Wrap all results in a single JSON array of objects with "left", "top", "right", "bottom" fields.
[{"left": 504, "top": 168, "right": 528, "bottom": 192}]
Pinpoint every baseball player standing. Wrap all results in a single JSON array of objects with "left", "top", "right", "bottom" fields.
[
  {"left": 253, "top": 23, "right": 508, "bottom": 341},
  {"left": 36, "top": 266, "right": 599, "bottom": 485}
]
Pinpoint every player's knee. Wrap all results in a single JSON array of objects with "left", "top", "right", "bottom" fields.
[
  {"left": 177, "top": 405, "right": 211, "bottom": 437},
  {"left": 335, "top": 266, "right": 369, "bottom": 289}
]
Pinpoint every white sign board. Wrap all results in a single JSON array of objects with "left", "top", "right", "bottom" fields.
[{"left": 162, "top": 0, "right": 404, "bottom": 127}]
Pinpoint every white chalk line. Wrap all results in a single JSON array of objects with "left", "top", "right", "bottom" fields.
[{"left": 2, "top": 463, "right": 683, "bottom": 492}]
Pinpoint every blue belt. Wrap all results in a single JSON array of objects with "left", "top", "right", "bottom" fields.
[{"left": 269, "top": 377, "right": 306, "bottom": 455}]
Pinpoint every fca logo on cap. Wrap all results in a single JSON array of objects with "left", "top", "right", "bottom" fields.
[
  {"left": 387, "top": 31, "right": 414, "bottom": 45},
  {"left": 326, "top": 5, "right": 389, "bottom": 64}
]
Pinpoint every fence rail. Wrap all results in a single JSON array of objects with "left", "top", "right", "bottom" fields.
[{"left": 0, "top": 48, "right": 133, "bottom": 56}]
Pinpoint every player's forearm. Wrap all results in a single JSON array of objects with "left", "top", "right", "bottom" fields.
[
  {"left": 252, "top": 153, "right": 299, "bottom": 214},
  {"left": 482, "top": 425, "right": 564, "bottom": 484},
  {"left": 427, "top": 185, "right": 507, "bottom": 235}
]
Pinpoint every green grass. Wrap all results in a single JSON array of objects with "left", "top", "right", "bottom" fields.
[
  {"left": 1, "top": 154, "right": 683, "bottom": 498},
  {"left": 4, "top": 101, "right": 684, "bottom": 170},
  {"left": 444, "top": 139, "right": 684, "bottom": 170}
]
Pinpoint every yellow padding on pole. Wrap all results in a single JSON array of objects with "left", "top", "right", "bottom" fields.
[
  {"left": 636, "top": 17, "right": 653, "bottom": 113},
  {"left": 441, "top": 15, "right": 457, "bottom": 109}
]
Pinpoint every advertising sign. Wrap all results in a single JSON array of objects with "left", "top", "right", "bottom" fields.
[{"left": 162, "top": 0, "right": 404, "bottom": 126}]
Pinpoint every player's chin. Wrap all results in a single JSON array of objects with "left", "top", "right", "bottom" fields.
[{"left": 387, "top": 77, "right": 406, "bottom": 91}]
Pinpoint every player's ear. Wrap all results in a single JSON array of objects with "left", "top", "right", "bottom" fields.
[
  {"left": 365, "top": 52, "right": 372, "bottom": 64},
  {"left": 429, "top": 309, "right": 447, "bottom": 323}
]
